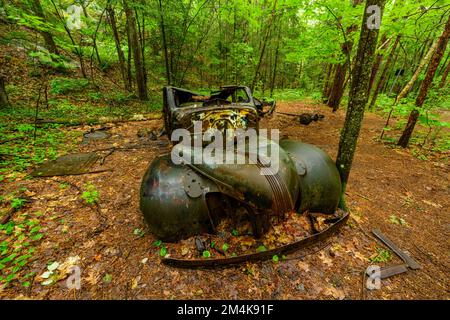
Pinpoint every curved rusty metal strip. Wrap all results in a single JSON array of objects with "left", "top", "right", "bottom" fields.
[{"left": 161, "top": 210, "right": 349, "bottom": 268}]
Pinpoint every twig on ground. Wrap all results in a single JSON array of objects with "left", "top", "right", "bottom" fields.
[{"left": 100, "top": 148, "right": 116, "bottom": 165}]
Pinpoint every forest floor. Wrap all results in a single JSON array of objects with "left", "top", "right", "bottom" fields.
[{"left": 0, "top": 100, "right": 448, "bottom": 300}]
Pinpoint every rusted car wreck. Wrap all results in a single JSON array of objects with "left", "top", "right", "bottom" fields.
[{"left": 140, "top": 86, "right": 348, "bottom": 267}]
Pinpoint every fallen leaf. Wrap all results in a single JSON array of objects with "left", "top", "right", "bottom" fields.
[
  {"left": 318, "top": 251, "right": 333, "bottom": 267},
  {"left": 181, "top": 247, "right": 189, "bottom": 256},
  {"left": 47, "top": 262, "right": 59, "bottom": 271},
  {"left": 131, "top": 276, "right": 140, "bottom": 290}
]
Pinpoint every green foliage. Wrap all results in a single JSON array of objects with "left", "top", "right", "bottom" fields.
[
  {"left": 103, "top": 273, "right": 112, "bottom": 283},
  {"left": 159, "top": 246, "right": 168, "bottom": 257},
  {"left": 370, "top": 248, "right": 392, "bottom": 263},
  {"left": 10, "top": 198, "right": 26, "bottom": 210},
  {"left": 81, "top": 183, "right": 99, "bottom": 205},
  {"left": 153, "top": 240, "right": 162, "bottom": 247},
  {"left": 221, "top": 243, "right": 229, "bottom": 252},
  {"left": 0, "top": 30, "right": 29, "bottom": 45},
  {"left": 0, "top": 122, "right": 79, "bottom": 175},
  {"left": 263, "top": 89, "right": 309, "bottom": 102},
  {"left": 0, "top": 211, "right": 44, "bottom": 287},
  {"left": 202, "top": 250, "right": 211, "bottom": 258},
  {"left": 256, "top": 245, "right": 267, "bottom": 253},
  {"left": 376, "top": 92, "right": 449, "bottom": 153},
  {"left": 50, "top": 78, "right": 89, "bottom": 95},
  {"left": 28, "top": 51, "right": 74, "bottom": 73}
]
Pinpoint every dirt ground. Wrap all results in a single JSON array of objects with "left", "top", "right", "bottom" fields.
[{"left": 0, "top": 101, "right": 449, "bottom": 300}]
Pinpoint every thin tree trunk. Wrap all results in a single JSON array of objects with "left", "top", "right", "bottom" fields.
[
  {"left": 135, "top": 5, "right": 147, "bottom": 88},
  {"left": 324, "top": 64, "right": 336, "bottom": 101},
  {"left": 125, "top": 18, "right": 133, "bottom": 90},
  {"left": 107, "top": 5, "right": 130, "bottom": 92},
  {"left": 158, "top": 0, "right": 171, "bottom": 85},
  {"left": 0, "top": 75, "right": 9, "bottom": 107},
  {"left": 438, "top": 51, "right": 450, "bottom": 75},
  {"left": 368, "top": 35, "right": 400, "bottom": 109},
  {"left": 335, "top": 0, "right": 385, "bottom": 209},
  {"left": 439, "top": 59, "right": 450, "bottom": 88},
  {"left": 270, "top": 13, "right": 283, "bottom": 97},
  {"left": 398, "top": 15, "right": 450, "bottom": 148},
  {"left": 367, "top": 34, "right": 388, "bottom": 96},
  {"left": 251, "top": 0, "right": 278, "bottom": 92},
  {"left": 395, "top": 40, "right": 439, "bottom": 104},
  {"left": 32, "top": 0, "right": 59, "bottom": 55},
  {"left": 327, "top": 51, "right": 351, "bottom": 111},
  {"left": 326, "top": 0, "right": 363, "bottom": 111},
  {"left": 322, "top": 63, "right": 333, "bottom": 102},
  {"left": 123, "top": 0, "right": 147, "bottom": 100}
]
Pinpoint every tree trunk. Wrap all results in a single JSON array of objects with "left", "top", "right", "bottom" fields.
[
  {"left": 270, "top": 43, "right": 280, "bottom": 97},
  {"left": 398, "top": 15, "right": 450, "bottom": 148},
  {"left": 270, "top": 15, "right": 283, "bottom": 98},
  {"left": 327, "top": 47, "right": 351, "bottom": 112},
  {"left": 395, "top": 40, "right": 439, "bottom": 104},
  {"left": 0, "top": 75, "right": 9, "bottom": 107},
  {"left": 335, "top": 0, "right": 385, "bottom": 209},
  {"left": 107, "top": 6, "right": 130, "bottom": 92},
  {"left": 125, "top": 16, "right": 133, "bottom": 90},
  {"left": 438, "top": 51, "right": 449, "bottom": 76},
  {"left": 439, "top": 59, "right": 450, "bottom": 88},
  {"left": 326, "top": 0, "right": 363, "bottom": 111},
  {"left": 322, "top": 63, "right": 333, "bottom": 102},
  {"left": 368, "top": 35, "right": 400, "bottom": 109},
  {"left": 251, "top": 0, "right": 278, "bottom": 92},
  {"left": 135, "top": 5, "right": 147, "bottom": 89},
  {"left": 32, "top": 0, "right": 59, "bottom": 55},
  {"left": 367, "top": 34, "right": 388, "bottom": 96},
  {"left": 158, "top": 0, "right": 171, "bottom": 85},
  {"left": 123, "top": 0, "right": 147, "bottom": 100}
]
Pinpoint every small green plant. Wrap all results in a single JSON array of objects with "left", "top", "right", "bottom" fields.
[
  {"left": 222, "top": 243, "right": 229, "bottom": 252},
  {"left": 159, "top": 246, "right": 168, "bottom": 257},
  {"left": 389, "top": 215, "right": 407, "bottom": 226},
  {"left": 59, "top": 183, "right": 69, "bottom": 189},
  {"left": 256, "top": 245, "right": 267, "bottom": 253},
  {"left": 272, "top": 255, "right": 279, "bottom": 263},
  {"left": 231, "top": 229, "right": 239, "bottom": 236},
  {"left": 88, "top": 92, "right": 102, "bottom": 101},
  {"left": 153, "top": 240, "right": 162, "bottom": 247},
  {"left": 10, "top": 198, "right": 26, "bottom": 210},
  {"left": 133, "top": 228, "right": 145, "bottom": 237},
  {"left": 202, "top": 250, "right": 211, "bottom": 258},
  {"left": 81, "top": 183, "right": 99, "bottom": 205},
  {"left": 370, "top": 248, "right": 392, "bottom": 263},
  {"left": 103, "top": 273, "right": 112, "bottom": 283}
]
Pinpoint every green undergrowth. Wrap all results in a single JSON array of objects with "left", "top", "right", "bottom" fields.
[
  {"left": 0, "top": 203, "right": 44, "bottom": 288},
  {"left": 0, "top": 122, "right": 81, "bottom": 177}
]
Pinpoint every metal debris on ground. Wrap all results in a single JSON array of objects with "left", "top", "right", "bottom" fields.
[
  {"left": 30, "top": 152, "right": 101, "bottom": 177},
  {"left": 82, "top": 128, "right": 112, "bottom": 144},
  {"left": 366, "top": 229, "right": 421, "bottom": 279}
]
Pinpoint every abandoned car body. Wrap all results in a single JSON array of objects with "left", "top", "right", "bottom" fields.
[
  {"left": 162, "top": 85, "right": 275, "bottom": 136},
  {"left": 140, "top": 86, "right": 346, "bottom": 265}
]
